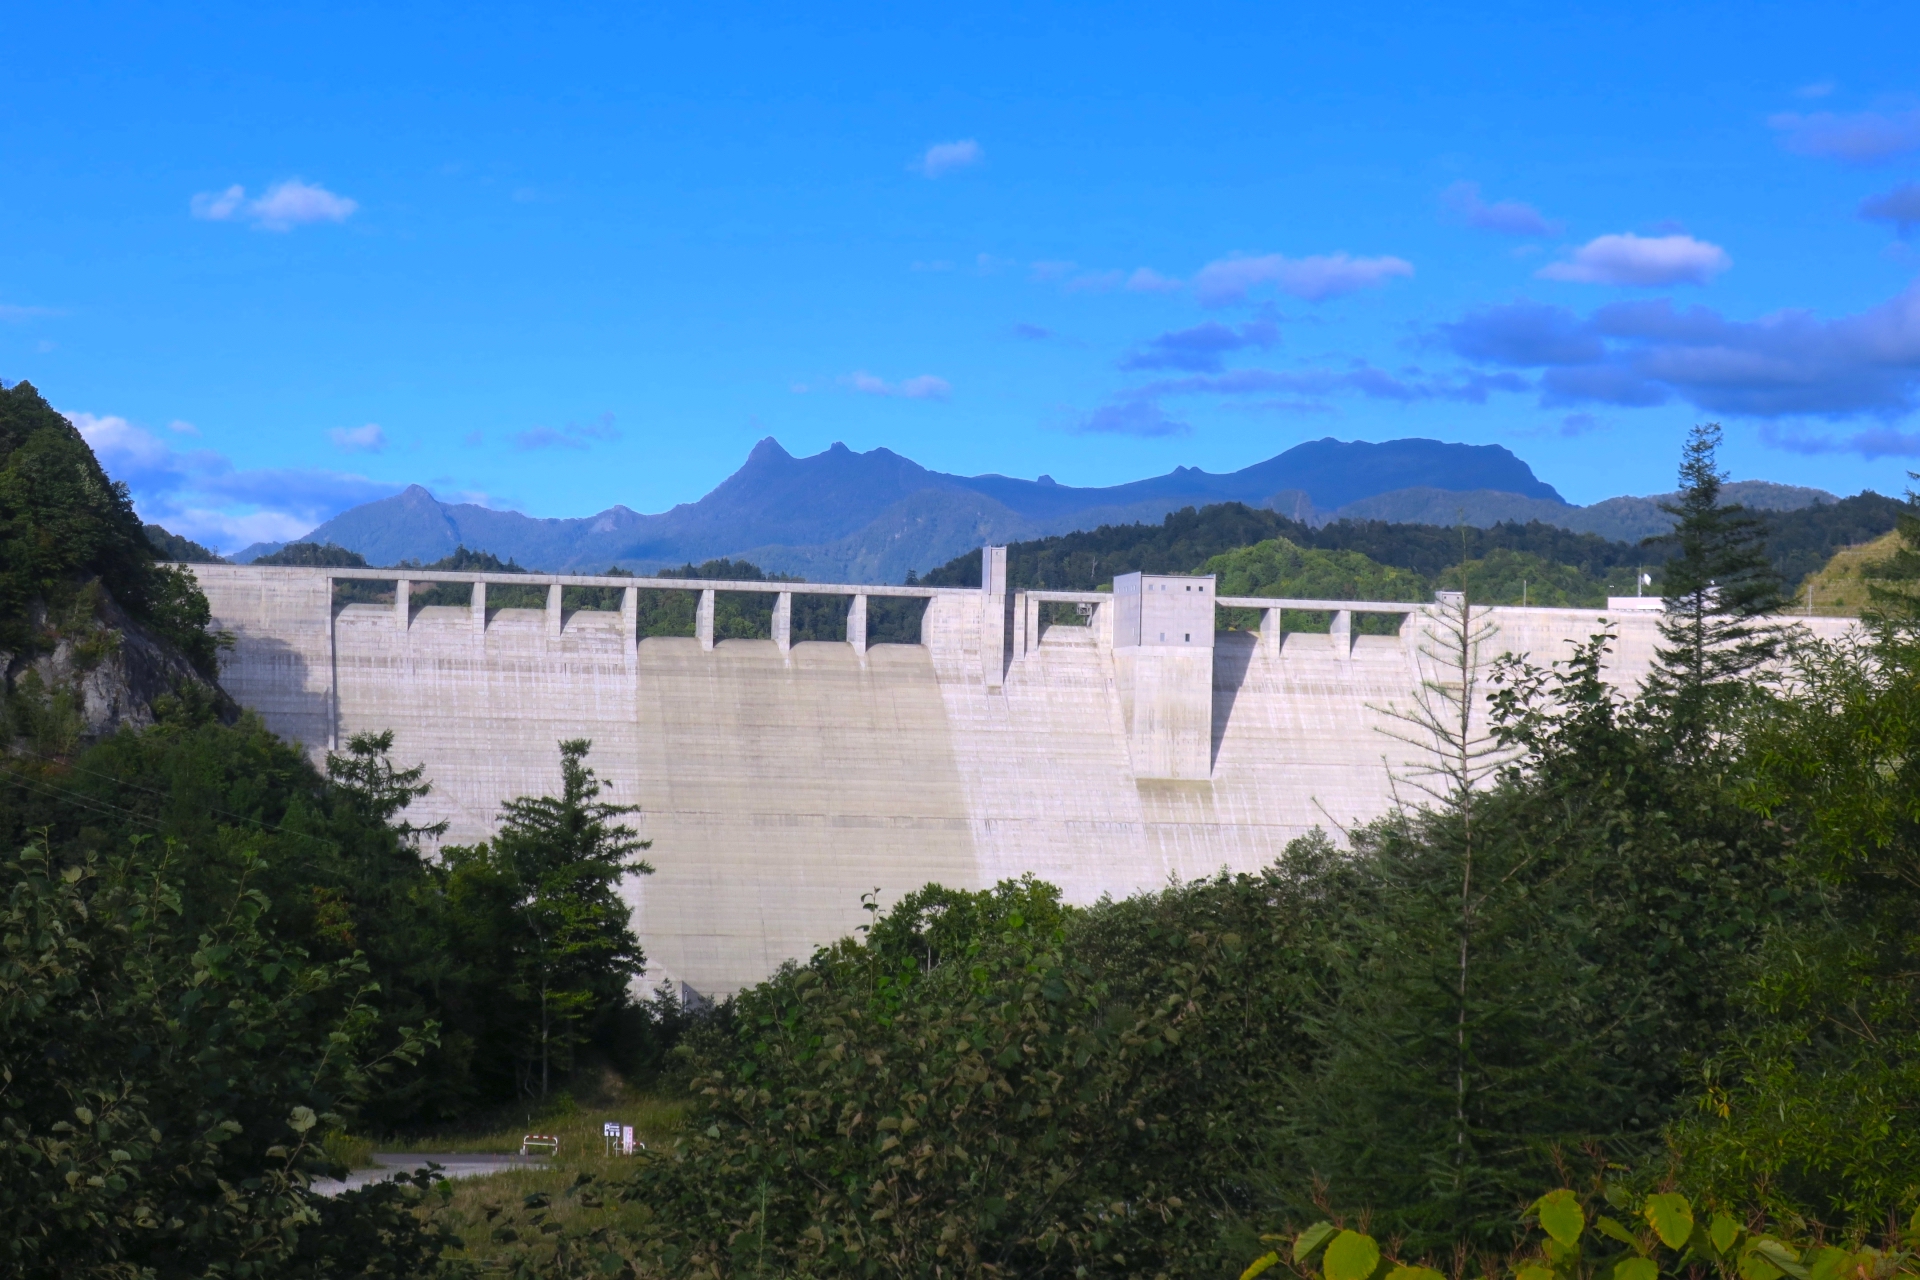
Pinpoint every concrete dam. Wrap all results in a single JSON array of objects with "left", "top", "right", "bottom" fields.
[{"left": 188, "top": 556, "right": 1852, "bottom": 998}]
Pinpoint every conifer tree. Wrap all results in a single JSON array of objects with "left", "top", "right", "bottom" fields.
[
  {"left": 327, "top": 729, "right": 449, "bottom": 847},
  {"left": 1646, "top": 423, "right": 1784, "bottom": 726},
  {"left": 443, "top": 739, "right": 653, "bottom": 1097},
  {"left": 1293, "top": 546, "right": 1604, "bottom": 1253}
]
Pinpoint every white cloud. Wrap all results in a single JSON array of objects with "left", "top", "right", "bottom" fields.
[
  {"left": 1125, "top": 267, "right": 1183, "bottom": 293},
  {"left": 1769, "top": 107, "right": 1920, "bottom": 164},
  {"left": 1861, "top": 183, "right": 1920, "bottom": 236},
  {"left": 1762, "top": 424, "right": 1920, "bottom": 457},
  {"left": 66, "top": 409, "right": 398, "bottom": 552},
  {"left": 1076, "top": 401, "right": 1191, "bottom": 437},
  {"left": 328, "top": 423, "right": 387, "bottom": 453},
  {"left": 1064, "top": 269, "right": 1123, "bottom": 293},
  {"left": 1024, "top": 259, "right": 1130, "bottom": 293},
  {"left": 1444, "top": 282, "right": 1920, "bottom": 423},
  {"left": 166, "top": 419, "right": 200, "bottom": 435},
  {"left": 1119, "top": 319, "right": 1278, "bottom": 372},
  {"left": 1536, "top": 233, "right": 1731, "bottom": 286},
  {"left": 190, "top": 185, "right": 247, "bottom": 220},
  {"left": 190, "top": 178, "right": 359, "bottom": 231},
  {"left": 69, "top": 412, "right": 186, "bottom": 481},
  {"left": 511, "top": 414, "right": 621, "bottom": 450},
  {"left": 896, "top": 375, "right": 952, "bottom": 399},
  {"left": 916, "top": 139, "right": 982, "bottom": 178},
  {"left": 0, "top": 302, "right": 58, "bottom": 322},
  {"left": 1440, "top": 181, "right": 1563, "bottom": 237},
  {"left": 1192, "top": 251, "right": 1414, "bottom": 305},
  {"left": 1794, "top": 81, "right": 1836, "bottom": 99},
  {"left": 843, "top": 371, "right": 952, "bottom": 400}
]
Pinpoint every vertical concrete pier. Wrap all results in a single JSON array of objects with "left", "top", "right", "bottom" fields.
[
  {"left": 621, "top": 586, "right": 639, "bottom": 674},
  {"left": 1111, "top": 572, "right": 1217, "bottom": 780},
  {"left": 981, "top": 546, "right": 1012, "bottom": 690},
  {"left": 696, "top": 589, "right": 716, "bottom": 651},
  {"left": 772, "top": 591, "right": 792, "bottom": 654},
  {"left": 848, "top": 594, "right": 868, "bottom": 657}
]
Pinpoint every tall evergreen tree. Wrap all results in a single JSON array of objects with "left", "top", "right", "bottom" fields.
[
  {"left": 1292, "top": 552, "right": 1602, "bottom": 1255},
  {"left": 1646, "top": 423, "right": 1784, "bottom": 725},
  {"left": 327, "top": 729, "right": 450, "bottom": 847},
  {"left": 442, "top": 739, "right": 653, "bottom": 1097}
]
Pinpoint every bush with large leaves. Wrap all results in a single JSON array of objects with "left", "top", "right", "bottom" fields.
[
  {"left": 611, "top": 867, "right": 1326, "bottom": 1278},
  {"left": 0, "top": 837, "right": 453, "bottom": 1279}
]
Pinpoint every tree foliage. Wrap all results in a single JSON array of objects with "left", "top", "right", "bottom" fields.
[
  {"left": 1673, "top": 500, "right": 1920, "bottom": 1228},
  {"left": 0, "top": 836, "right": 452, "bottom": 1279},
  {"left": 141, "top": 524, "right": 223, "bottom": 564},
  {"left": 613, "top": 863, "right": 1328, "bottom": 1279},
  {"left": 441, "top": 739, "right": 654, "bottom": 1099},
  {"left": 1647, "top": 424, "right": 1785, "bottom": 728},
  {"left": 250, "top": 541, "right": 370, "bottom": 568},
  {"left": 0, "top": 380, "right": 220, "bottom": 675}
]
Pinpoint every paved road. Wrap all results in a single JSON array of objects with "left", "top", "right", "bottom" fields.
[{"left": 312, "top": 1152, "right": 548, "bottom": 1196}]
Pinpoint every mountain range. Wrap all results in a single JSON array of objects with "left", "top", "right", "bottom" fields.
[{"left": 233, "top": 436, "right": 1838, "bottom": 582}]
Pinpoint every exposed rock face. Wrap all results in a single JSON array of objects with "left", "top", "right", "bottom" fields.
[{"left": 2, "top": 582, "right": 236, "bottom": 746}]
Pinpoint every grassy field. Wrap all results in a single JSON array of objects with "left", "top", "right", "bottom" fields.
[
  {"left": 342, "top": 1071, "right": 691, "bottom": 1270},
  {"left": 420, "top": 1095, "right": 688, "bottom": 1271},
  {"left": 382, "top": 1093, "right": 688, "bottom": 1158},
  {"left": 1792, "top": 528, "right": 1901, "bottom": 615}
]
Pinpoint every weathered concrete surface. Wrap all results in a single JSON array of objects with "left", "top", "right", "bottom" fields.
[{"left": 188, "top": 564, "right": 1856, "bottom": 997}]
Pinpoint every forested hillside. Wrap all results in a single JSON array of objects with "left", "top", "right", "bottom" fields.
[
  {"left": 1, "top": 380, "right": 233, "bottom": 750},
  {"left": 919, "top": 493, "right": 1907, "bottom": 611}
]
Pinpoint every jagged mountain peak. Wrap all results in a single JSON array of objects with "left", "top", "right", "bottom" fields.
[{"left": 232, "top": 436, "right": 1619, "bottom": 581}]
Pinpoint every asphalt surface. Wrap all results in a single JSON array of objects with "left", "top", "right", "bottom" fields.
[{"left": 311, "top": 1151, "right": 548, "bottom": 1196}]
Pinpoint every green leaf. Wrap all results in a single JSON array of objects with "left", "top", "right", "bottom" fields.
[
  {"left": 1596, "top": 1216, "right": 1645, "bottom": 1253},
  {"left": 1295, "top": 1222, "right": 1339, "bottom": 1264},
  {"left": 1534, "top": 1189, "right": 1585, "bottom": 1247},
  {"left": 1388, "top": 1268, "right": 1445, "bottom": 1280},
  {"left": 287, "top": 1106, "right": 317, "bottom": 1134},
  {"left": 1517, "top": 1264, "right": 1555, "bottom": 1280},
  {"left": 1739, "top": 1249, "right": 1784, "bottom": 1280},
  {"left": 1710, "top": 1214, "right": 1743, "bottom": 1257},
  {"left": 1243, "top": 1252, "right": 1282, "bottom": 1280},
  {"left": 1752, "top": 1238, "right": 1808, "bottom": 1280},
  {"left": 1804, "top": 1246, "right": 1851, "bottom": 1280},
  {"left": 1614, "top": 1257, "right": 1660, "bottom": 1280},
  {"left": 1324, "top": 1230, "right": 1382, "bottom": 1280},
  {"left": 1643, "top": 1194, "right": 1694, "bottom": 1250}
]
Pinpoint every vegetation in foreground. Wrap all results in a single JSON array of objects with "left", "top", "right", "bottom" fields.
[{"left": 7, "top": 404, "right": 1920, "bottom": 1278}]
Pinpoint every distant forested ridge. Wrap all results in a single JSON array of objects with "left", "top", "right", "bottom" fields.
[
  {"left": 918, "top": 496, "right": 1907, "bottom": 607},
  {"left": 142, "top": 522, "right": 224, "bottom": 563}
]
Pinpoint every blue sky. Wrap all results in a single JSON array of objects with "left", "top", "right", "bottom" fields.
[{"left": 4, "top": 1, "right": 1920, "bottom": 551}]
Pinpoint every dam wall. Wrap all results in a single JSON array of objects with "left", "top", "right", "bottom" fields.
[{"left": 187, "top": 561, "right": 1854, "bottom": 998}]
